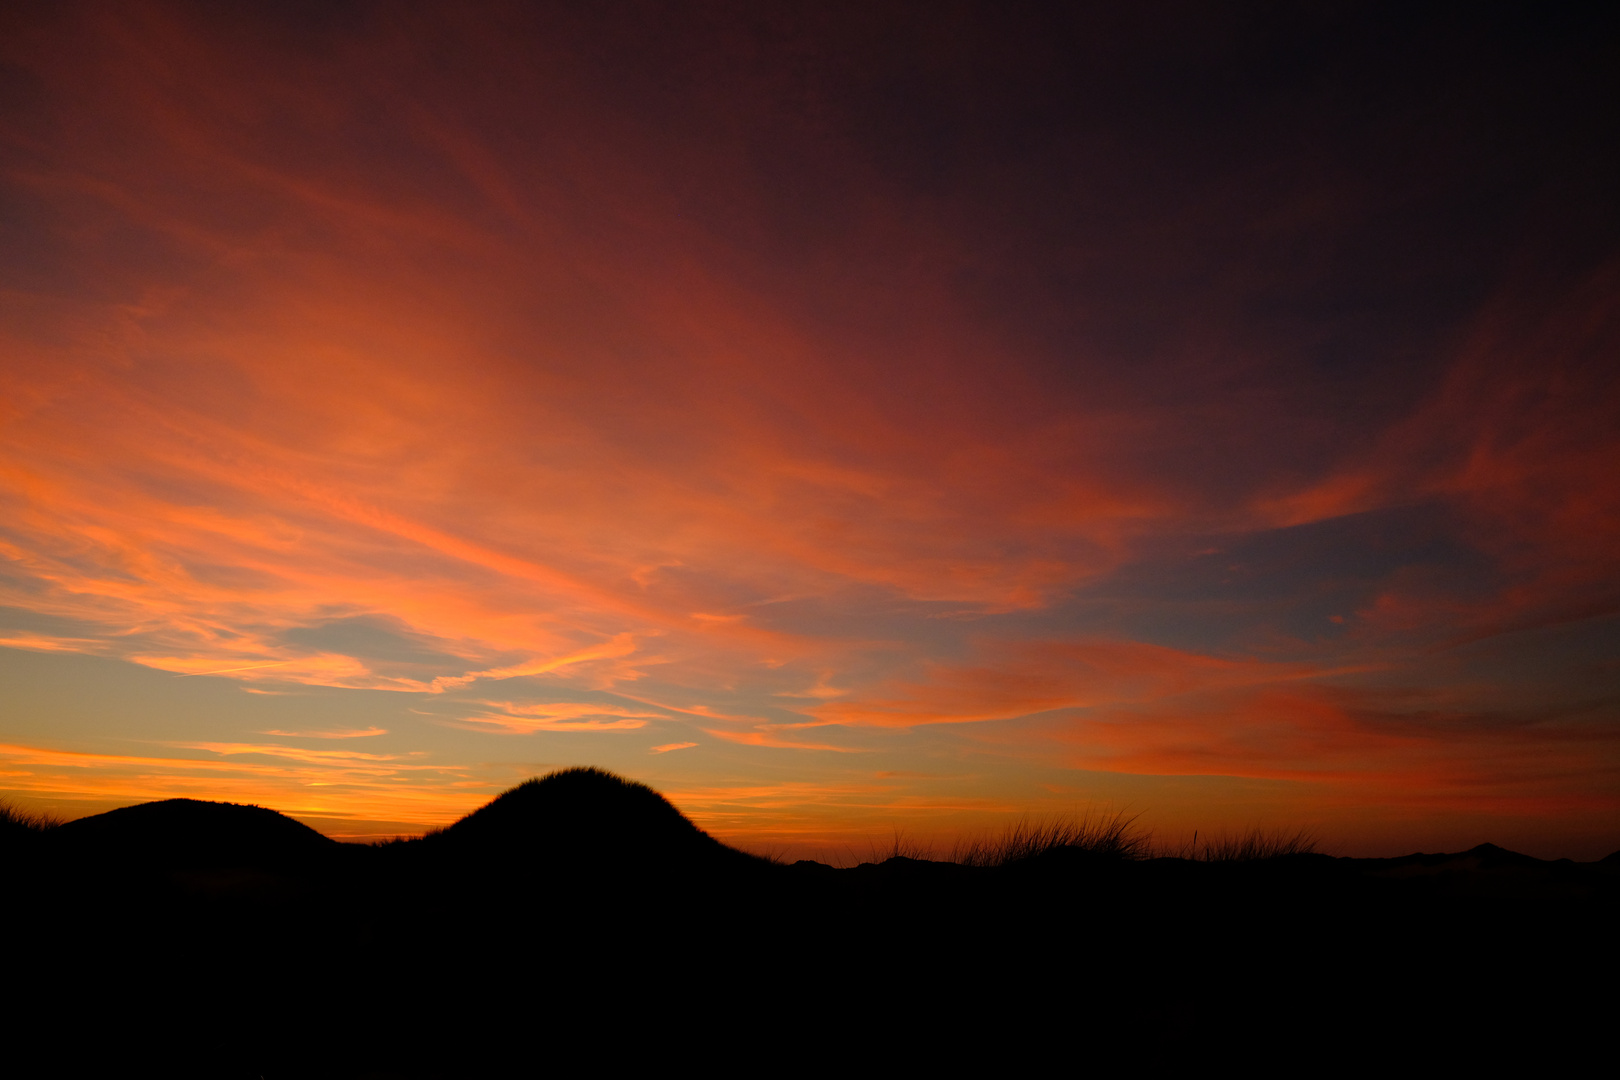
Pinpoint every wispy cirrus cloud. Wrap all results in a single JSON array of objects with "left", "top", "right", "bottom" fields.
[
  {"left": 648, "top": 742, "right": 697, "bottom": 754},
  {"left": 1, "top": 2, "right": 1616, "bottom": 857},
  {"left": 452, "top": 701, "right": 665, "bottom": 734},
  {"left": 808, "top": 639, "right": 1338, "bottom": 728}
]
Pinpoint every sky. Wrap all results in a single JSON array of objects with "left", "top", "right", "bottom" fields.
[{"left": 2, "top": 1, "right": 1617, "bottom": 859}]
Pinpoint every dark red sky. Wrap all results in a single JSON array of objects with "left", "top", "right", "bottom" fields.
[{"left": 2, "top": 2, "right": 1617, "bottom": 856}]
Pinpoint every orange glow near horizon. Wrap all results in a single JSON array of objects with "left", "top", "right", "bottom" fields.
[{"left": 2, "top": 3, "right": 1618, "bottom": 860}]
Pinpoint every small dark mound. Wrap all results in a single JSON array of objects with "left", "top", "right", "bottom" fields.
[
  {"left": 52, "top": 798, "right": 337, "bottom": 871},
  {"left": 437, "top": 767, "right": 752, "bottom": 872}
]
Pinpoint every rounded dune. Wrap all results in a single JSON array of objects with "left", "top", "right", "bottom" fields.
[{"left": 430, "top": 766, "right": 760, "bottom": 874}]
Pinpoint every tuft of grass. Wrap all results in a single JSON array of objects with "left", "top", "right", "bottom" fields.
[
  {"left": 951, "top": 811, "right": 1148, "bottom": 868},
  {"left": 739, "top": 842, "right": 792, "bottom": 867},
  {"left": 0, "top": 798, "right": 62, "bottom": 838},
  {"left": 1191, "top": 828, "right": 1318, "bottom": 862}
]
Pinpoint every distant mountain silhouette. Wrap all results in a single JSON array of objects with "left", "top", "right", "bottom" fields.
[{"left": 1423, "top": 841, "right": 1546, "bottom": 867}]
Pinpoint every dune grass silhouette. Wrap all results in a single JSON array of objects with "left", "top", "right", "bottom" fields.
[
  {"left": 1, "top": 766, "right": 1613, "bottom": 1075},
  {"left": 950, "top": 810, "right": 1151, "bottom": 867},
  {"left": 0, "top": 798, "right": 59, "bottom": 847},
  {"left": 1185, "top": 827, "right": 1319, "bottom": 862}
]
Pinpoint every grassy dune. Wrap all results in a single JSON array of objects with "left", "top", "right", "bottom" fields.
[{"left": 2, "top": 768, "right": 1612, "bottom": 1075}]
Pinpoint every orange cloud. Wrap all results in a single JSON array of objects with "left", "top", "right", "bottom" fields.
[
  {"left": 1, "top": 3, "right": 1616, "bottom": 857},
  {"left": 811, "top": 639, "right": 1329, "bottom": 728},
  {"left": 700, "top": 728, "right": 863, "bottom": 752},
  {"left": 453, "top": 701, "right": 663, "bottom": 734},
  {"left": 0, "top": 742, "right": 494, "bottom": 826},
  {"left": 1050, "top": 685, "right": 1620, "bottom": 814}
]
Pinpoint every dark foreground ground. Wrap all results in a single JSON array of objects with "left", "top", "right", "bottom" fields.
[{"left": 4, "top": 769, "right": 1615, "bottom": 1075}]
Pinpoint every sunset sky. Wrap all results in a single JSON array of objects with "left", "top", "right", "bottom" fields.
[{"left": 2, "top": 2, "right": 1617, "bottom": 859}]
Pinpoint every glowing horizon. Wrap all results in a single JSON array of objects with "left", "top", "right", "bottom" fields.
[{"left": 2, "top": 4, "right": 1617, "bottom": 860}]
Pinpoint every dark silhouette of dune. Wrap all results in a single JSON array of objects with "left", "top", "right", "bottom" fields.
[
  {"left": 4, "top": 768, "right": 1615, "bottom": 1076},
  {"left": 428, "top": 766, "right": 760, "bottom": 874},
  {"left": 53, "top": 797, "right": 338, "bottom": 871}
]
